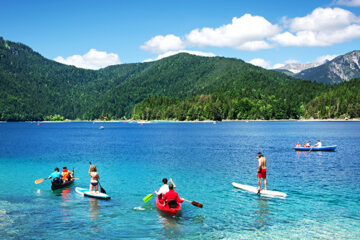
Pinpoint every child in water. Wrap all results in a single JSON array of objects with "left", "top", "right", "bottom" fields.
[{"left": 89, "top": 165, "right": 100, "bottom": 194}]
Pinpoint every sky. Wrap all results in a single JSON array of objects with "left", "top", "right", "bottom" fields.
[{"left": 1, "top": 0, "right": 360, "bottom": 69}]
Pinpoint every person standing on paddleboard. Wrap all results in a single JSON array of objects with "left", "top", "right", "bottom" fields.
[
  {"left": 89, "top": 165, "right": 100, "bottom": 194},
  {"left": 257, "top": 152, "right": 267, "bottom": 192}
]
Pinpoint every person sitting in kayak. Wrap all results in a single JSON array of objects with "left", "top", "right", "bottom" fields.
[
  {"left": 61, "top": 167, "right": 72, "bottom": 182},
  {"left": 48, "top": 167, "right": 62, "bottom": 183},
  {"left": 155, "top": 178, "right": 176, "bottom": 202},
  {"left": 313, "top": 140, "right": 322, "bottom": 148},
  {"left": 89, "top": 165, "right": 100, "bottom": 194},
  {"left": 161, "top": 184, "right": 183, "bottom": 208},
  {"left": 306, "top": 141, "right": 311, "bottom": 148},
  {"left": 257, "top": 152, "right": 267, "bottom": 192},
  {"left": 296, "top": 142, "right": 301, "bottom": 148}
]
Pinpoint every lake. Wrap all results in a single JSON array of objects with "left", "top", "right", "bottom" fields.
[{"left": 0, "top": 121, "right": 359, "bottom": 239}]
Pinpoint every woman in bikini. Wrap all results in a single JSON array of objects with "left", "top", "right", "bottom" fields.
[{"left": 89, "top": 165, "right": 100, "bottom": 194}]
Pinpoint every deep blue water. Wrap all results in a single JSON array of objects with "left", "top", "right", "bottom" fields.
[{"left": 0, "top": 121, "right": 359, "bottom": 239}]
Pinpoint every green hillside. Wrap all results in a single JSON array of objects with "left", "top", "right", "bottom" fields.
[
  {"left": 303, "top": 78, "right": 360, "bottom": 119},
  {"left": 0, "top": 37, "right": 359, "bottom": 121}
]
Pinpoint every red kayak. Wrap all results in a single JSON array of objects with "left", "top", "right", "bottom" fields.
[{"left": 156, "top": 197, "right": 182, "bottom": 216}]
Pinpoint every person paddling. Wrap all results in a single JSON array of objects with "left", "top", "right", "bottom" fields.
[
  {"left": 89, "top": 165, "right": 100, "bottom": 194},
  {"left": 257, "top": 152, "right": 267, "bottom": 193},
  {"left": 313, "top": 140, "right": 322, "bottom": 148},
  {"left": 161, "top": 184, "right": 184, "bottom": 208},
  {"left": 48, "top": 167, "right": 62, "bottom": 184},
  {"left": 155, "top": 178, "right": 176, "bottom": 202}
]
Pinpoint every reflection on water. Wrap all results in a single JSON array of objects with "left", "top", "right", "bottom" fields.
[
  {"left": 89, "top": 198, "right": 100, "bottom": 220},
  {"left": 157, "top": 213, "right": 181, "bottom": 237},
  {"left": 60, "top": 188, "right": 71, "bottom": 223},
  {"left": 253, "top": 198, "right": 270, "bottom": 230}
]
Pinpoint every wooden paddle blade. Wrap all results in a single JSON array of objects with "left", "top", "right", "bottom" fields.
[
  {"left": 35, "top": 178, "right": 45, "bottom": 184},
  {"left": 191, "top": 201, "right": 203, "bottom": 208},
  {"left": 143, "top": 194, "right": 153, "bottom": 203}
]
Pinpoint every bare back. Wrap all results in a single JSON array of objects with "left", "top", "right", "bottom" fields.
[
  {"left": 258, "top": 156, "right": 267, "bottom": 169},
  {"left": 89, "top": 171, "right": 99, "bottom": 182}
]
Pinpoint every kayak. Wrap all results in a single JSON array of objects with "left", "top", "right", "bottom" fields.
[
  {"left": 51, "top": 178, "right": 75, "bottom": 190},
  {"left": 232, "top": 182, "right": 287, "bottom": 198},
  {"left": 294, "top": 145, "right": 337, "bottom": 151},
  {"left": 75, "top": 187, "right": 110, "bottom": 200},
  {"left": 155, "top": 197, "right": 181, "bottom": 216}
]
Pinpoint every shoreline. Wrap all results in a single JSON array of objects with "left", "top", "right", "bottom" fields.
[{"left": 1, "top": 118, "right": 360, "bottom": 123}]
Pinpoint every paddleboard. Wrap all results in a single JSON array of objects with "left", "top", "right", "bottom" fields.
[
  {"left": 232, "top": 182, "right": 287, "bottom": 198},
  {"left": 75, "top": 187, "right": 111, "bottom": 200}
]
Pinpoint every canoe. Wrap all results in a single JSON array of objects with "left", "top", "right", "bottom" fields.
[
  {"left": 51, "top": 179, "right": 75, "bottom": 190},
  {"left": 156, "top": 196, "right": 181, "bottom": 216},
  {"left": 232, "top": 182, "right": 287, "bottom": 198},
  {"left": 294, "top": 145, "right": 337, "bottom": 151},
  {"left": 75, "top": 187, "right": 111, "bottom": 200}
]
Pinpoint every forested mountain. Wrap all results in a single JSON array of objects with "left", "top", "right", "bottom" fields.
[
  {"left": 303, "top": 78, "right": 360, "bottom": 119},
  {"left": 295, "top": 50, "right": 360, "bottom": 84},
  {"left": 0, "top": 37, "right": 359, "bottom": 121}
]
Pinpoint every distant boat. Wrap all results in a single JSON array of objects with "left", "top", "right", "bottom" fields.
[
  {"left": 37, "top": 122, "right": 42, "bottom": 126},
  {"left": 294, "top": 145, "right": 337, "bottom": 151},
  {"left": 99, "top": 126, "right": 104, "bottom": 130},
  {"left": 213, "top": 122, "right": 216, "bottom": 124}
]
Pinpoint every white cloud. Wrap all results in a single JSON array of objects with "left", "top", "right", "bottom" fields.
[
  {"left": 143, "top": 50, "right": 216, "bottom": 62},
  {"left": 315, "top": 54, "right": 338, "bottom": 63},
  {"left": 289, "top": 8, "right": 359, "bottom": 32},
  {"left": 186, "top": 14, "right": 280, "bottom": 51},
  {"left": 248, "top": 58, "right": 271, "bottom": 69},
  {"left": 272, "top": 7, "right": 360, "bottom": 46},
  {"left": 140, "top": 34, "right": 185, "bottom": 53},
  {"left": 54, "top": 49, "right": 121, "bottom": 70},
  {"left": 336, "top": 0, "right": 360, "bottom": 6}
]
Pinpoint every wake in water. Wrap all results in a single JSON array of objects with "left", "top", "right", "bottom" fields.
[{"left": 133, "top": 206, "right": 146, "bottom": 211}]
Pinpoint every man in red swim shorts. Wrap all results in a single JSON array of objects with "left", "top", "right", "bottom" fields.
[{"left": 257, "top": 152, "right": 267, "bottom": 193}]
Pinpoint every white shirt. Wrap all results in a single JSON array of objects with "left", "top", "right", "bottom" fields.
[
  {"left": 314, "top": 142, "right": 322, "bottom": 147},
  {"left": 155, "top": 184, "right": 169, "bottom": 195}
]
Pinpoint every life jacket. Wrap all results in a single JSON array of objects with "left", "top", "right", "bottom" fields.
[
  {"left": 62, "top": 170, "right": 70, "bottom": 179},
  {"left": 303, "top": 144, "right": 307, "bottom": 148},
  {"left": 296, "top": 143, "right": 300, "bottom": 147}
]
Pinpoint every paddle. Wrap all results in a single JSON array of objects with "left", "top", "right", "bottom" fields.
[
  {"left": 89, "top": 161, "right": 106, "bottom": 194},
  {"left": 143, "top": 193, "right": 154, "bottom": 203},
  {"left": 309, "top": 146, "right": 314, "bottom": 152},
  {"left": 182, "top": 198, "right": 203, "bottom": 208},
  {"left": 35, "top": 178, "right": 48, "bottom": 184}
]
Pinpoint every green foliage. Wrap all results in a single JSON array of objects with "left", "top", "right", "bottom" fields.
[
  {"left": 44, "top": 114, "right": 64, "bottom": 121},
  {"left": 303, "top": 78, "right": 360, "bottom": 119}
]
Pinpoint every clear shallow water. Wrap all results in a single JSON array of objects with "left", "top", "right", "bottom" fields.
[{"left": 0, "top": 121, "right": 359, "bottom": 239}]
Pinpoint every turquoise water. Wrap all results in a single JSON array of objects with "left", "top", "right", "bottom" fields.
[{"left": 0, "top": 121, "right": 359, "bottom": 239}]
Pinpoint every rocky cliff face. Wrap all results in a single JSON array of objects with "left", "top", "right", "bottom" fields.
[
  {"left": 295, "top": 51, "right": 360, "bottom": 84},
  {"left": 274, "top": 62, "right": 322, "bottom": 74}
]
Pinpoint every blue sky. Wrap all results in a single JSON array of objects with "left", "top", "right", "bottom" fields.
[{"left": 1, "top": 0, "right": 360, "bottom": 69}]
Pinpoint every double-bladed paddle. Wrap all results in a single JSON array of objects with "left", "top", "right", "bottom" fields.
[{"left": 89, "top": 161, "right": 106, "bottom": 194}]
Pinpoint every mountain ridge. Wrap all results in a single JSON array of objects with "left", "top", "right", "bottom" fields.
[{"left": 0, "top": 37, "right": 359, "bottom": 120}]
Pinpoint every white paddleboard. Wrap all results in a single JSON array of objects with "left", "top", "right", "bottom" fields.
[
  {"left": 75, "top": 187, "right": 111, "bottom": 200},
  {"left": 232, "top": 182, "right": 287, "bottom": 198}
]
